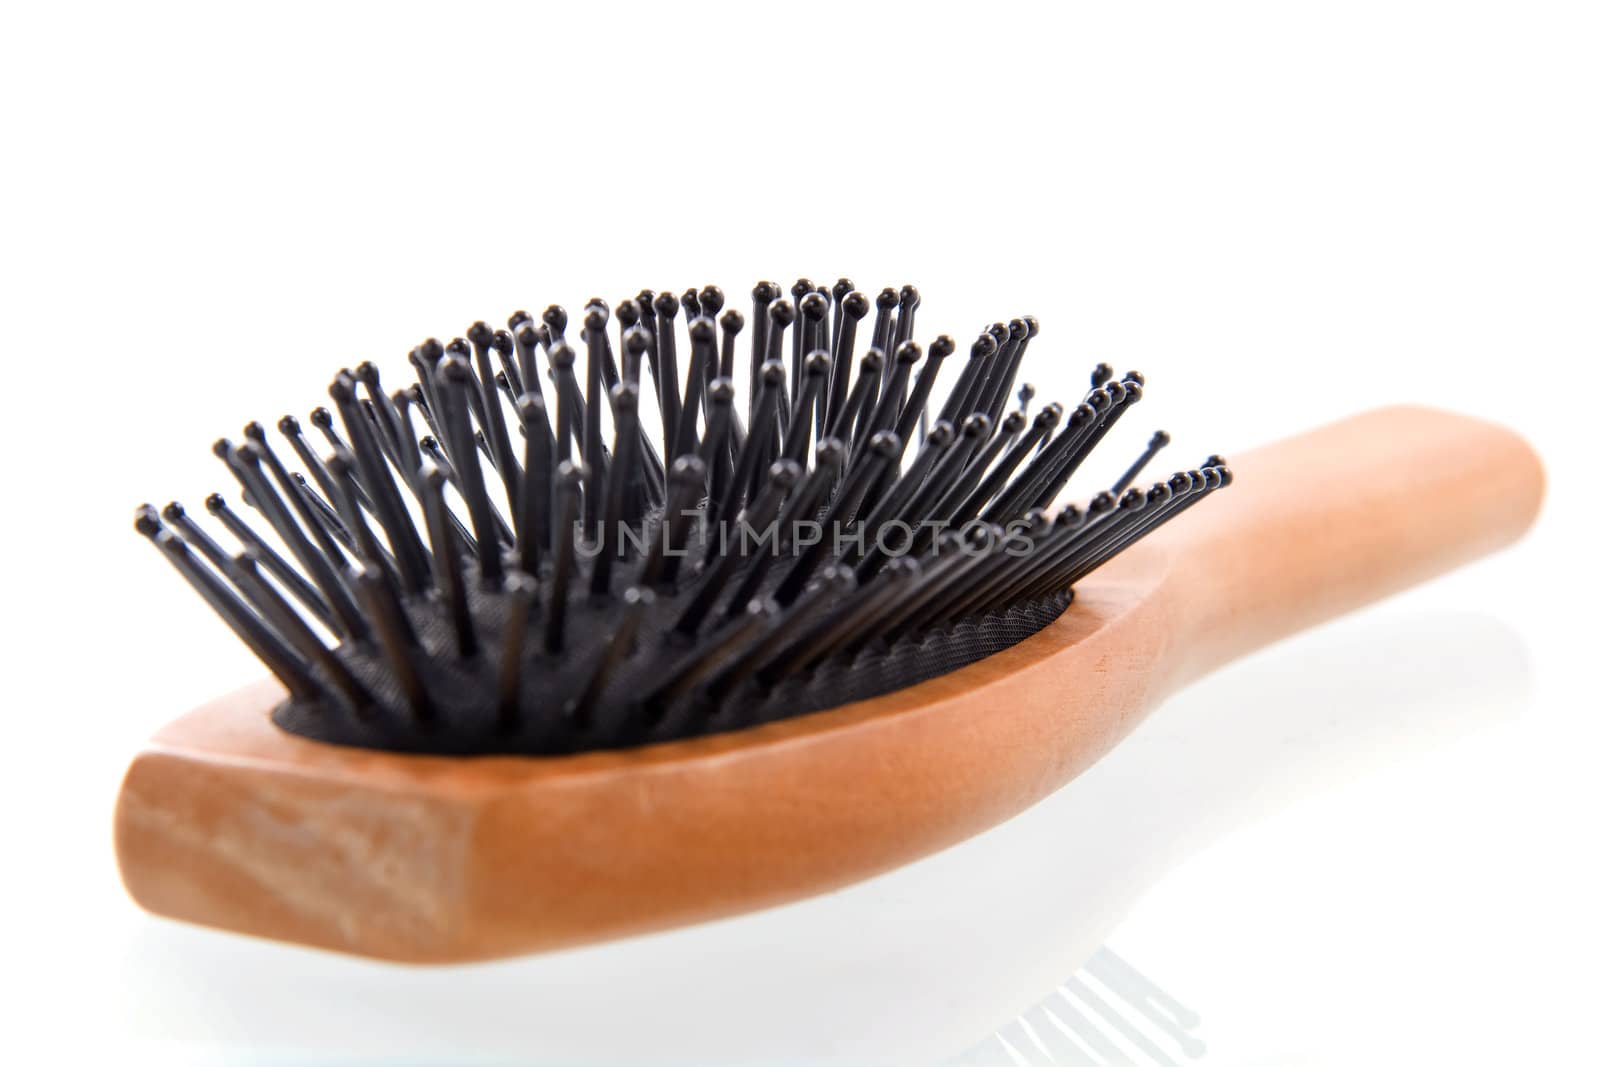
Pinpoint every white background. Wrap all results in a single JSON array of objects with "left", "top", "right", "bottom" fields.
[{"left": 2, "top": 1, "right": 1597, "bottom": 1063}]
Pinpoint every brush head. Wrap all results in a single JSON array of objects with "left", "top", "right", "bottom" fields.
[{"left": 135, "top": 280, "right": 1227, "bottom": 755}]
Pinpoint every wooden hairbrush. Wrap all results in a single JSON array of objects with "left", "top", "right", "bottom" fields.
[{"left": 116, "top": 280, "right": 1542, "bottom": 962}]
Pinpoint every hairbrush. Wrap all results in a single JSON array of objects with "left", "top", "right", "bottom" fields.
[{"left": 116, "top": 279, "right": 1542, "bottom": 962}]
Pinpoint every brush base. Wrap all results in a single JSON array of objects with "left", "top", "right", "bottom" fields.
[{"left": 113, "top": 584, "right": 1151, "bottom": 963}]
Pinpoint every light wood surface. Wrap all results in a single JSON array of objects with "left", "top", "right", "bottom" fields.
[{"left": 114, "top": 406, "right": 1544, "bottom": 962}]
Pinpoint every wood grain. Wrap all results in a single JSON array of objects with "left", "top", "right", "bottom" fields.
[{"left": 114, "top": 406, "right": 1544, "bottom": 962}]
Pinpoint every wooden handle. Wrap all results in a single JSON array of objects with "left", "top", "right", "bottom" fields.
[{"left": 1136, "top": 405, "right": 1545, "bottom": 692}]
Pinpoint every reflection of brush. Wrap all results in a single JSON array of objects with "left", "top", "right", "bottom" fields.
[
  {"left": 115, "top": 279, "right": 1542, "bottom": 963},
  {"left": 948, "top": 946, "right": 1204, "bottom": 1067}
]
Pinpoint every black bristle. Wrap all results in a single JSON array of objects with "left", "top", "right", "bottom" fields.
[
  {"left": 419, "top": 463, "right": 476, "bottom": 659},
  {"left": 352, "top": 563, "right": 432, "bottom": 722},
  {"left": 765, "top": 298, "right": 796, "bottom": 433},
  {"left": 896, "top": 414, "right": 991, "bottom": 555},
  {"left": 893, "top": 285, "right": 920, "bottom": 350},
  {"left": 241, "top": 422, "right": 350, "bottom": 571},
  {"left": 863, "top": 340, "right": 918, "bottom": 442},
  {"left": 827, "top": 345, "right": 883, "bottom": 441},
  {"left": 825, "top": 289, "right": 868, "bottom": 433},
  {"left": 822, "top": 429, "right": 900, "bottom": 538},
  {"left": 731, "top": 359, "right": 788, "bottom": 514},
  {"left": 676, "top": 459, "right": 800, "bottom": 637},
  {"left": 514, "top": 393, "right": 550, "bottom": 571},
  {"left": 496, "top": 572, "right": 537, "bottom": 731},
  {"left": 321, "top": 452, "right": 403, "bottom": 592},
  {"left": 869, "top": 288, "right": 896, "bottom": 365},
  {"left": 136, "top": 508, "right": 319, "bottom": 702},
  {"left": 327, "top": 374, "right": 432, "bottom": 594},
  {"left": 789, "top": 280, "right": 815, "bottom": 395},
  {"left": 220, "top": 438, "right": 367, "bottom": 640},
  {"left": 797, "top": 557, "right": 923, "bottom": 675},
  {"left": 944, "top": 408, "right": 1025, "bottom": 501},
  {"left": 699, "top": 285, "right": 724, "bottom": 318},
  {"left": 509, "top": 324, "right": 551, "bottom": 430},
  {"left": 228, "top": 548, "right": 373, "bottom": 713},
  {"left": 699, "top": 377, "right": 736, "bottom": 512},
  {"left": 436, "top": 356, "right": 506, "bottom": 586},
  {"left": 591, "top": 383, "right": 639, "bottom": 599},
  {"left": 137, "top": 282, "right": 1226, "bottom": 756},
  {"left": 491, "top": 329, "right": 523, "bottom": 399},
  {"left": 644, "top": 598, "right": 774, "bottom": 724},
  {"left": 162, "top": 501, "right": 260, "bottom": 597},
  {"left": 829, "top": 278, "right": 854, "bottom": 349},
  {"left": 799, "top": 290, "right": 829, "bottom": 366},
  {"left": 748, "top": 281, "right": 778, "bottom": 422},
  {"left": 466, "top": 323, "right": 520, "bottom": 513},
  {"left": 674, "top": 316, "right": 716, "bottom": 462},
  {"left": 203, "top": 491, "right": 335, "bottom": 629},
  {"left": 717, "top": 308, "right": 743, "bottom": 380},
  {"left": 723, "top": 447, "right": 838, "bottom": 618},
  {"left": 639, "top": 455, "right": 705, "bottom": 591},
  {"left": 854, "top": 421, "right": 955, "bottom": 580},
  {"left": 568, "top": 585, "right": 653, "bottom": 729},
  {"left": 715, "top": 567, "right": 853, "bottom": 703},
  {"left": 782, "top": 351, "right": 830, "bottom": 462},
  {"left": 893, "top": 334, "right": 953, "bottom": 445},
  {"left": 634, "top": 290, "right": 657, "bottom": 361},
  {"left": 546, "top": 340, "right": 580, "bottom": 463},
  {"left": 654, "top": 292, "right": 684, "bottom": 459},
  {"left": 1112, "top": 429, "right": 1172, "bottom": 496},
  {"left": 544, "top": 461, "right": 584, "bottom": 654},
  {"left": 972, "top": 319, "right": 1031, "bottom": 422},
  {"left": 355, "top": 363, "right": 411, "bottom": 475},
  {"left": 277, "top": 414, "right": 340, "bottom": 507}
]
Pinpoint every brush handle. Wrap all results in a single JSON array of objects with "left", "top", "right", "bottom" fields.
[{"left": 1139, "top": 405, "right": 1544, "bottom": 693}]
